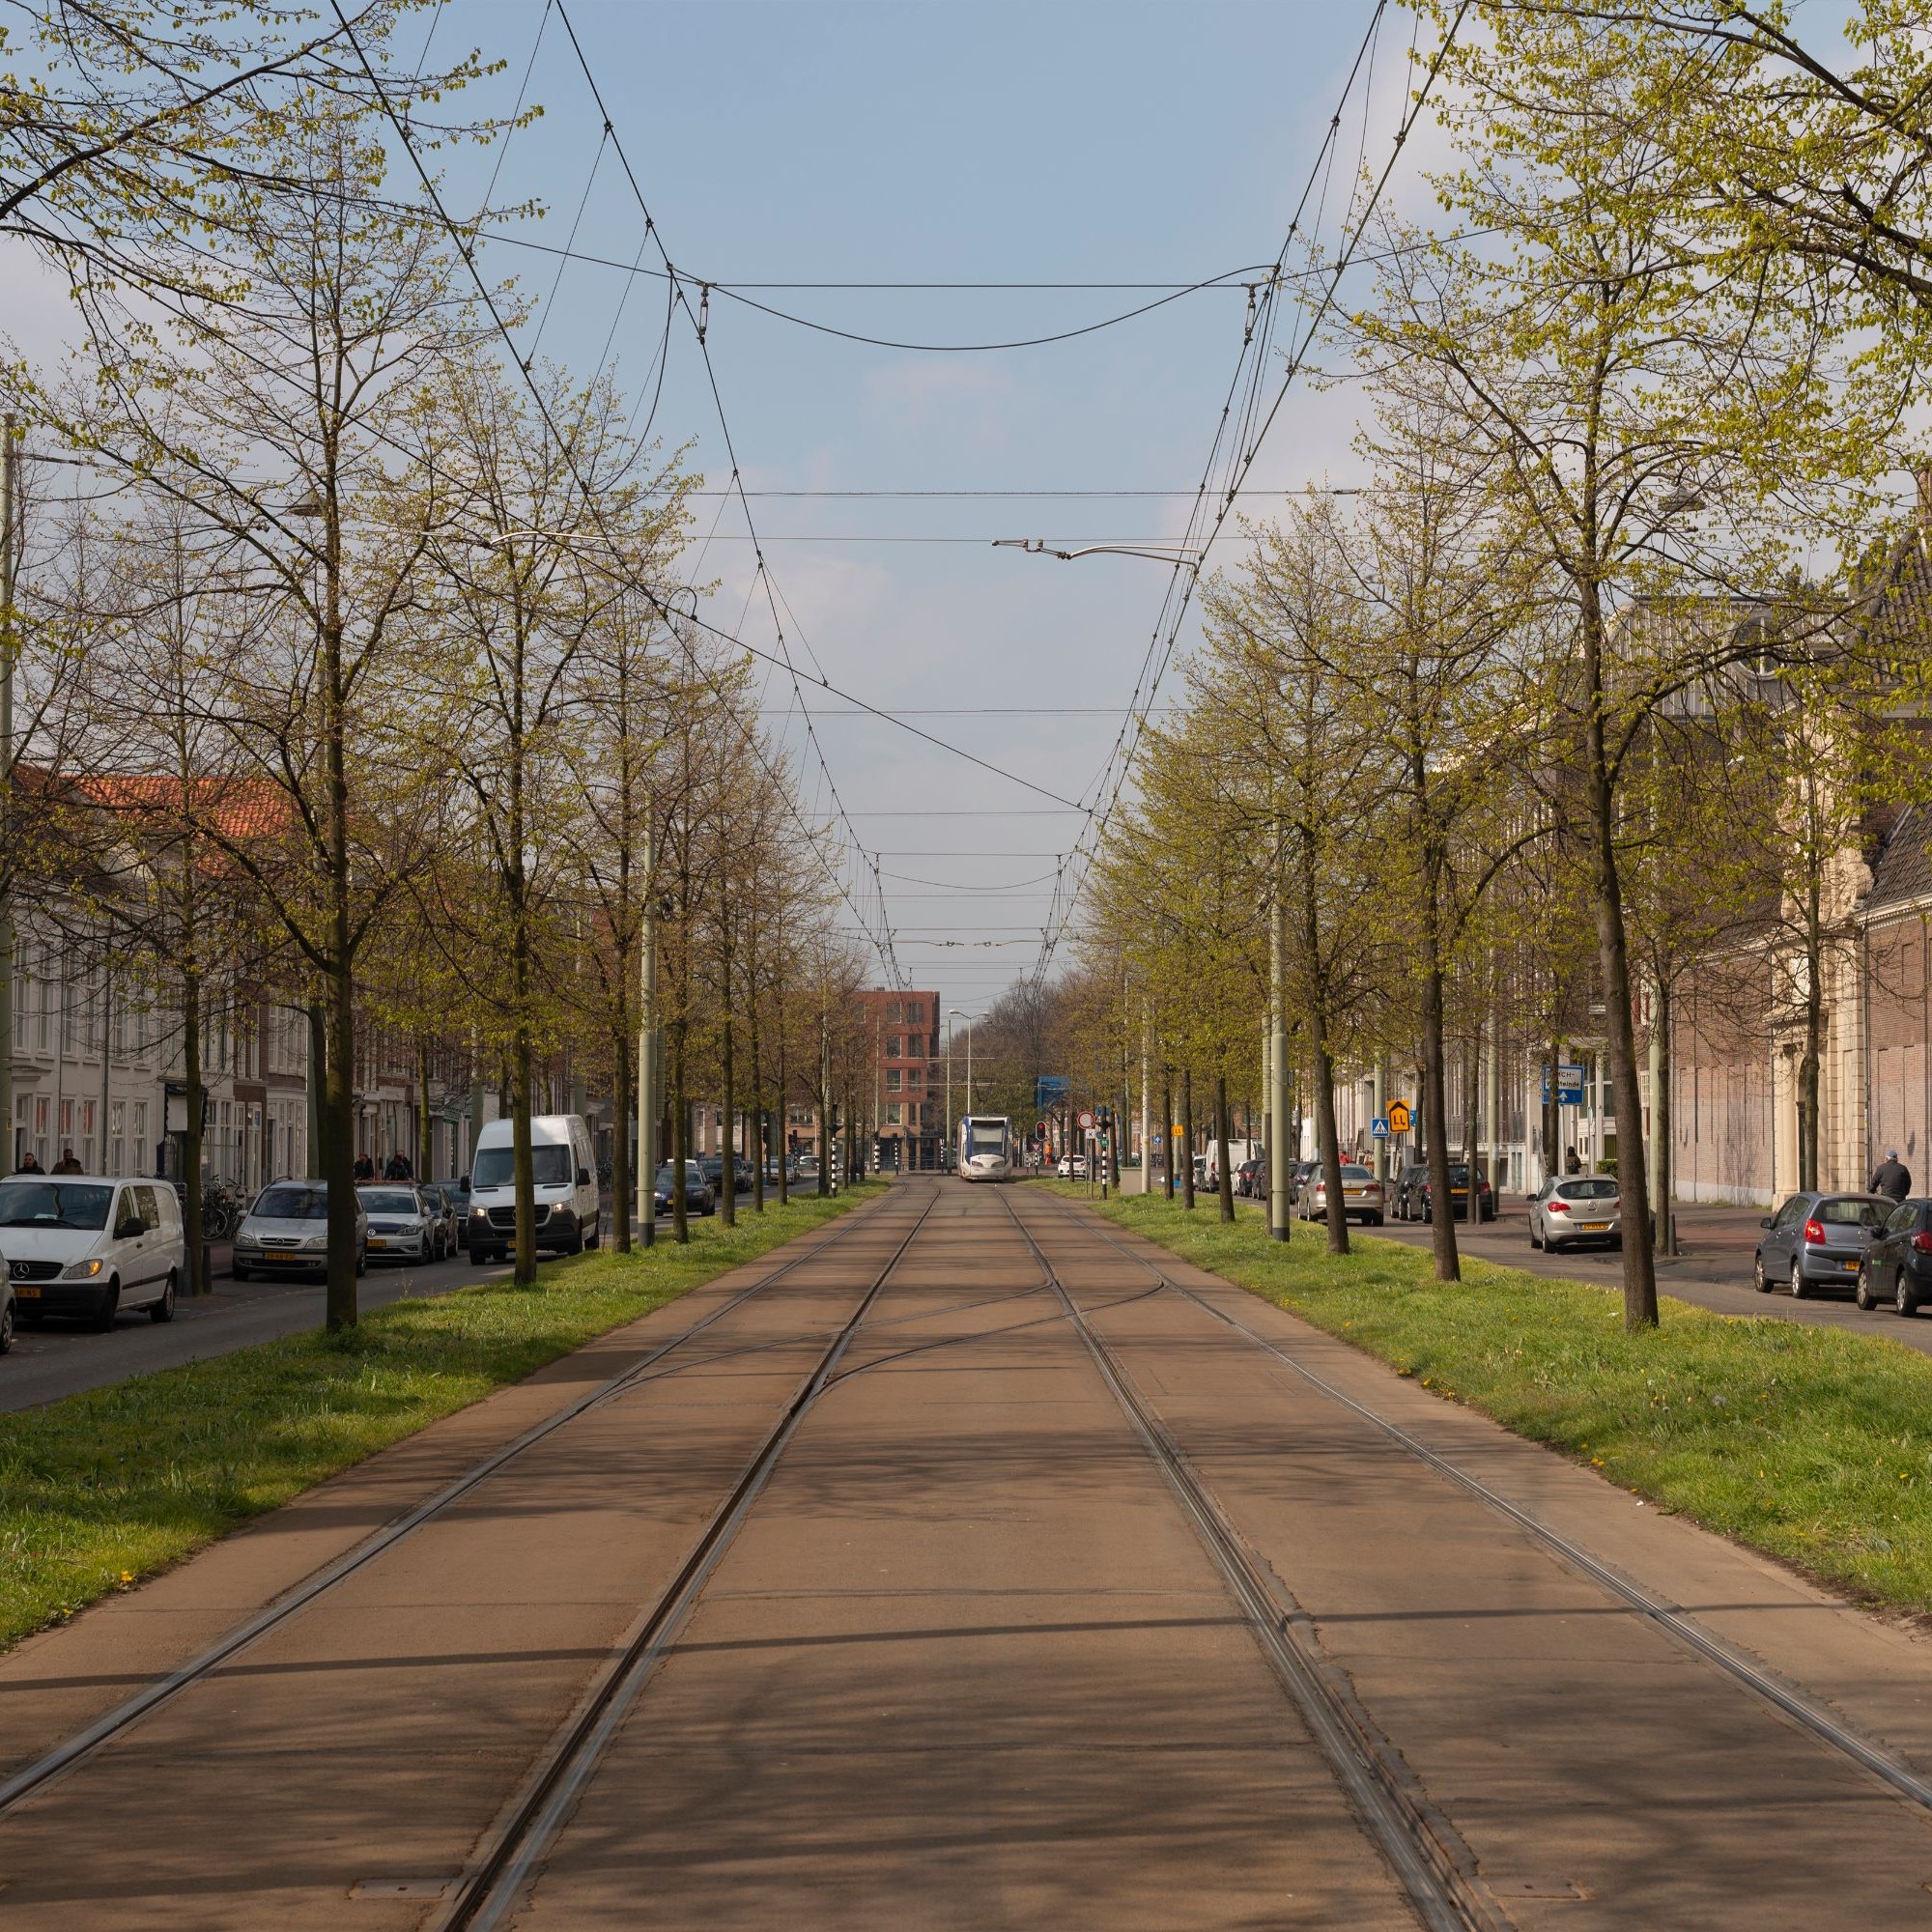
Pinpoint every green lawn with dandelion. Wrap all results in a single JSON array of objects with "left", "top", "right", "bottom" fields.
[
  {"left": 1037, "top": 1181, "right": 1932, "bottom": 1617},
  {"left": 0, "top": 1184, "right": 879, "bottom": 1651}
]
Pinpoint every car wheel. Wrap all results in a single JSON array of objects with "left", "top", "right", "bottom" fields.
[
  {"left": 1789, "top": 1258, "right": 1807, "bottom": 1299},
  {"left": 1370, "top": 1213, "right": 1384, "bottom": 1227},
  {"left": 469, "top": 1246, "right": 487, "bottom": 1266},
  {"left": 1752, "top": 1252, "right": 1770, "bottom": 1293},
  {"left": 0, "top": 1297, "right": 13, "bottom": 1354},
  {"left": 1899, "top": 1271, "right": 1920, "bottom": 1318},
  {"left": 232, "top": 1263, "right": 250, "bottom": 1283},
  {"left": 355, "top": 1245, "right": 367, "bottom": 1279},
  {"left": 587, "top": 1216, "right": 601, "bottom": 1250},
  {"left": 1530, "top": 1219, "right": 1543, "bottom": 1250},
  {"left": 1857, "top": 1260, "right": 1879, "bottom": 1310},
  {"left": 90, "top": 1280, "right": 120, "bottom": 1332},
  {"left": 150, "top": 1271, "right": 177, "bottom": 1322}
]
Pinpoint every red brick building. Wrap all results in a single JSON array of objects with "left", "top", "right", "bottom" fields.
[{"left": 855, "top": 989, "right": 943, "bottom": 1171}]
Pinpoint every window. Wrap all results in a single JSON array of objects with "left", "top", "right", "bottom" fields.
[
  {"left": 110, "top": 1101, "right": 126, "bottom": 1178},
  {"left": 886, "top": 1037, "right": 902, "bottom": 1059},
  {"left": 134, "top": 1183, "right": 161, "bottom": 1230},
  {"left": 907, "top": 1002, "right": 923, "bottom": 1023},
  {"left": 903, "top": 1037, "right": 923, "bottom": 1061},
  {"left": 905, "top": 1067, "right": 923, "bottom": 1092},
  {"left": 885, "top": 1001, "right": 903, "bottom": 1025},
  {"left": 885, "top": 1103, "right": 903, "bottom": 1126},
  {"left": 132, "top": 1102, "right": 149, "bottom": 1172},
  {"left": 886, "top": 1069, "right": 902, "bottom": 1093}
]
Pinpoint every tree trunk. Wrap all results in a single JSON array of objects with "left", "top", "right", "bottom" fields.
[
  {"left": 1420, "top": 956, "right": 1460, "bottom": 1282},
  {"left": 1800, "top": 895, "right": 1824, "bottom": 1192},
  {"left": 1181, "top": 1067, "right": 1196, "bottom": 1209},
  {"left": 1579, "top": 579, "right": 1658, "bottom": 1329},
  {"left": 323, "top": 944, "right": 357, "bottom": 1327},
  {"left": 671, "top": 1031, "right": 691, "bottom": 1243},
  {"left": 511, "top": 1024, "right": 536, "bottom": 1284},
  {"left": 1162, "top": 1068, "right": 1174, "bottom": 1202},
  {"left": 748, "top": 968, "right": 765, "bottom": 1215},
  {"left": 611, "top": 1006, "right": 633, "bottom": 1255},
  {"left": 719, "top": 999, "right": 736, "bottom": 1230},
  {"left": 181, "top": 949, "right": 206, "bottom": 1296},
  {"left": 1653, "top": 974, "right": 1674, "bottom": 1258},
  {"left": 416, "top": 1035, "right": 433, "bottom": 1182},
  {"left": 1215, "top": 1072, "right": 1235, "bottom": 1223}
]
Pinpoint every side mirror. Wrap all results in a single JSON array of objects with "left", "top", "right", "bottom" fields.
[
  {"left": 459, "top": 1175, "right": 469, "bottom": 1190},
  {"left": 577, "top": 1166, "right": 592, "bottom": 1188},
  {"left": 117, "top": 1214, "right": 145, "bottom": 1241},
  {"left": 1759, "top": 1216, "right": 1773, "bottom": 1230}
]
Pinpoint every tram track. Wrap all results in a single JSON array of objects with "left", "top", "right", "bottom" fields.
[
  {"left": 1013, "top": 1186, "right": 1932, "bottom": 1824},
  {"left": 428, "top": 1182, "right": 946, "bottom": 1932},
  {"left": 0, "top": 1181, "right": 923, "bottom": 1821},
  {"left": 992, "top": 1186, "right": 1499, "bottom": 1932}
]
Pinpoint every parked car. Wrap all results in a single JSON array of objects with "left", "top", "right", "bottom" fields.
[
  {"left": 467, "top": 1113, "right": 600, "bottom": 1264},
  {"left": 1289, "top": 1159, "right": 1321, "bottom": 1205},
  {"left": 0, "top": 1174, "right": 185, "bottom": 1328},
  {"left": 1753, "top": 1190, "right": 1890, "bottom": 1297},
  {"left": 1392, "top": 1162, "right": 1430, "bottom": 1221},
  {"left": 356, "top": 1184, "right": 442, "bottom": 1265},
  {"left": 654, "top": 1162, "right": 716, "bottom": 1218},
  {"left": 0, "top": 1257, "right": 12, "bottom": 1354},
  {"left": 1056, "top": 1153, "right": 1088, "bottom": 1179},
  {"left": 1302, "top": 1164, "right": 1384, "bottom": 1225},
  {"left": 1855, "top": 1197, "right": 1932, "bottom": 1314},
  {"left": 1423, "top": 1164, "right": 1496, "bottom": 1225},
  {"left": 1526, "top": 1175, "right": 1617, "bottom": 1250},
  {"left": 233, "top": 1179, "right": 367, "bottom": 1284},
  {"left": 446, "top": 1174, "right": 473, "bottom": 1249},
  {"left": 1235, "top": 1156, "right": 1265, "bottom": 1199},
  {"left": 417, "top": 1182, "right": 460, "bottom": 1258}
]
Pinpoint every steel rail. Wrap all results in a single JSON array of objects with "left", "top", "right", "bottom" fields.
[
  {"left": 0, "top": 1184, "right": 912, "bottom": 1818},
  {"left": 992, "top": 1188, "right": 1496, "bottom": 1932},
  {"left": 435, "top": 1184, "right": 944, "bottom": 1931},
  {"left": 1020, "top": 1189, "right": 1932, "bottom": 1821}
]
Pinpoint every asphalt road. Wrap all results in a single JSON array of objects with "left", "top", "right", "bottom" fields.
[
  {"left": 6, "top": 1179, "right": 1932, "bottom": 1927},
  {"left": 0, "top": 1247, "right": 516, "bottom": 1414}
]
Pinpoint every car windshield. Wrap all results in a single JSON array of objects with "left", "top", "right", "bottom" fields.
[
  {"left": 472, "top": 1146, "right": 572, "bottom": 1188},
  {"left": 1820, "top": 1197, "right": 1887, "bottom": 1228},
  {"left": 253, "top": 1185, "right": 327, "bottom": 1221},
  {"left": 358, "top": 1189, "right": 418, "bottom": 1214},
  {"left": 0, "top": 1179, "right": 114, "bottom": 1229},
  {"left": 1558, "top": 1179, "right": 1618, "bottom": 1201}
]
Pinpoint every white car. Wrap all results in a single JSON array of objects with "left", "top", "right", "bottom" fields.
[
  {"left": 1056, "top": 1153, "right": 1088, "bottom": 1179},
  {"left": 0, "top": 1175, "right": 183, "bottom": 1329}
]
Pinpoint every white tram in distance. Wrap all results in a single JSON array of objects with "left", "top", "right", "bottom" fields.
[{"left": 956, "top": 1115, "right": 1013, "bottom": 1182}]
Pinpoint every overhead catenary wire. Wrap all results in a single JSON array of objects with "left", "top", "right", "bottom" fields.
[{"left": 1028, "top": 0, "right": 1474, "bottom": 990}]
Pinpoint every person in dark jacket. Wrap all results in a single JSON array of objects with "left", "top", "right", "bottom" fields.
[
  {"left": 1870, "top": 1149, "right": 1912, "bottom": 1201},
  {"left": 352, "top": 1151, "right": 376, "bottom": 1182}
]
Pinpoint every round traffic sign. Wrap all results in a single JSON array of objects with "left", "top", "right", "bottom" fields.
[{"left": 1078, "top": 1109, "right": 1095, "bottom": 1130}]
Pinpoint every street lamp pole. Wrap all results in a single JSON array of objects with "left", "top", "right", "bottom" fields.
[
  {"left": 637, "top": 833, "right": 659, "bottom": 1248},
  {"left": 1269, "top": 879, "right": 1292, "bottom": 1242},
  {"left": 945, "top": 1013, "right": 953, "bottom": 1172}
]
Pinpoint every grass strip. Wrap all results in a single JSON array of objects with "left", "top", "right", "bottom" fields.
[
  {"left": 1037, "top": 1180, "right": 1932, "bottom": 1618},
  {"left": 0, "top": 1184, "right": 879, "bottom": 1652}
]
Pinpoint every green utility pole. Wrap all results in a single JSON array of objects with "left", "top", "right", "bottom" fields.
[
  {"left": 638, "top": 834, "right": 659, "bottom": 1248},
  {"left": 1268, "top": 888, "right": 1292, "bottom": 1240}
]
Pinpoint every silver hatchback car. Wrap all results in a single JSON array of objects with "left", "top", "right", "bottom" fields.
[{"left": 1528, "top": 1175, "right": 1621, "bottom": 1251}]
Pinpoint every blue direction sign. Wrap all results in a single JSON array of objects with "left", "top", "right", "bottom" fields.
[{"left": 1541, "top": 1063, "right": 1586, "bottom": 1106}]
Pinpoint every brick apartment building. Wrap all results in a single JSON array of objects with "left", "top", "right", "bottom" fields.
[{"left": 855, "top": 989, "right": 943, "bottom": 1171}]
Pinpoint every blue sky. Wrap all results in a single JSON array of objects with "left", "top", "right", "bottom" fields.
[{"left": 9, "top": 0, "right": 1426, "bottom": 1013}]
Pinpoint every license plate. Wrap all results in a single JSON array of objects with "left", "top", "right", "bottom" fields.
[
  {"left": 266, "top": 1249, "right": 297, "bottom": 1260},
  {"left": 14, "top": 1284, "right": 39, "bottom": 1299},
  {"left": 368, "top": 1237, "right": 388, "bottom": 1249},
  {"left": 1583, "top": 1222, "right": 1608, "bottom": 1232},
  {"left": 1845, "top": 1259, "right": 1861, "bottom": 1271}
]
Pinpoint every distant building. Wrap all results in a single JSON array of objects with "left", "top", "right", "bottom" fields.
[{"left": 854, "top": 989, "right": 942, "bottom": 1171}]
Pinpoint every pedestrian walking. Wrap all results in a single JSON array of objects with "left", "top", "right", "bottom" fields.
[
  {"left": 1870, "top": 1148, "right": 1912, "bottom": 1201},
  {"left": 51, "top": 1146, "right": 82, "bottom": 1174},
  {"left": 1564, "top": 1145, "right": 1582, "bottom": 1175}
]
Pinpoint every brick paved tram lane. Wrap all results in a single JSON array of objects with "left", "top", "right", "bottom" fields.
[
  {"left": 503, "top": 1179, "right": 1420, "bottom": 1930},
  {"left": 15, "top": 1179, "right": 1932, "bottom": 1927}
]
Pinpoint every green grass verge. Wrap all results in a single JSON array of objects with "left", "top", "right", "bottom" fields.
[
  {"left": 1035, "top": 1179, "right": 1932, "bottom": 1618},
  {"left": 0, "top": 1183, "right": 880, "bottom": 1652}
]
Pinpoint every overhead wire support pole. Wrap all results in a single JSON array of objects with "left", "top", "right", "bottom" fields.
[{"left": 1270, "top": 877, "right": 1292, "bottom": 1241}]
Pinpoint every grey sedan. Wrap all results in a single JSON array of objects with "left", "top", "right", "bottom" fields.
[{"left": 1754, "top": 1191, "right": 1890, "bottom": 1297}]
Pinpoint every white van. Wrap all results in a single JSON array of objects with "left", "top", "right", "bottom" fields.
[
  {"left": 465, "top": 1114, "right": 600, "bottom": 1264},
  {"left": 0, "top": 1174, "right": 184, "bottom": 1329}
]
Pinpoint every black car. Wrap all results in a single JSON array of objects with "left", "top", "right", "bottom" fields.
[
  {"left": 1857, "top": 1196, "right": 1932, "bottom": 1315},
  {"left": 1393, "top": 1162, "right": 1430, "bottom": 1221},
  {"left": 1420, "top": 1164, "right": 1495, "bottom": 1224},
  {"left": 654, "top": 1163, "right": 716, "bottom": 1218},
  {"left": 1236, "top": 1157, "right": 1264, "bottom": 1199},
  {"left": 1754, "top": 1190, "right": 1889, "bottom": 1298}
]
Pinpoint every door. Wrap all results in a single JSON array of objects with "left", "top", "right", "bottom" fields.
[
  {"left": 1874, "top": 1203, "right": 1916, "bottom": 1293},
  {"left": 108, "top": 1184, "right": 150, "bottom": 1299},
  {"left": 1763, "top": 1196, "right": 1803, "bottom": 1276}
]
